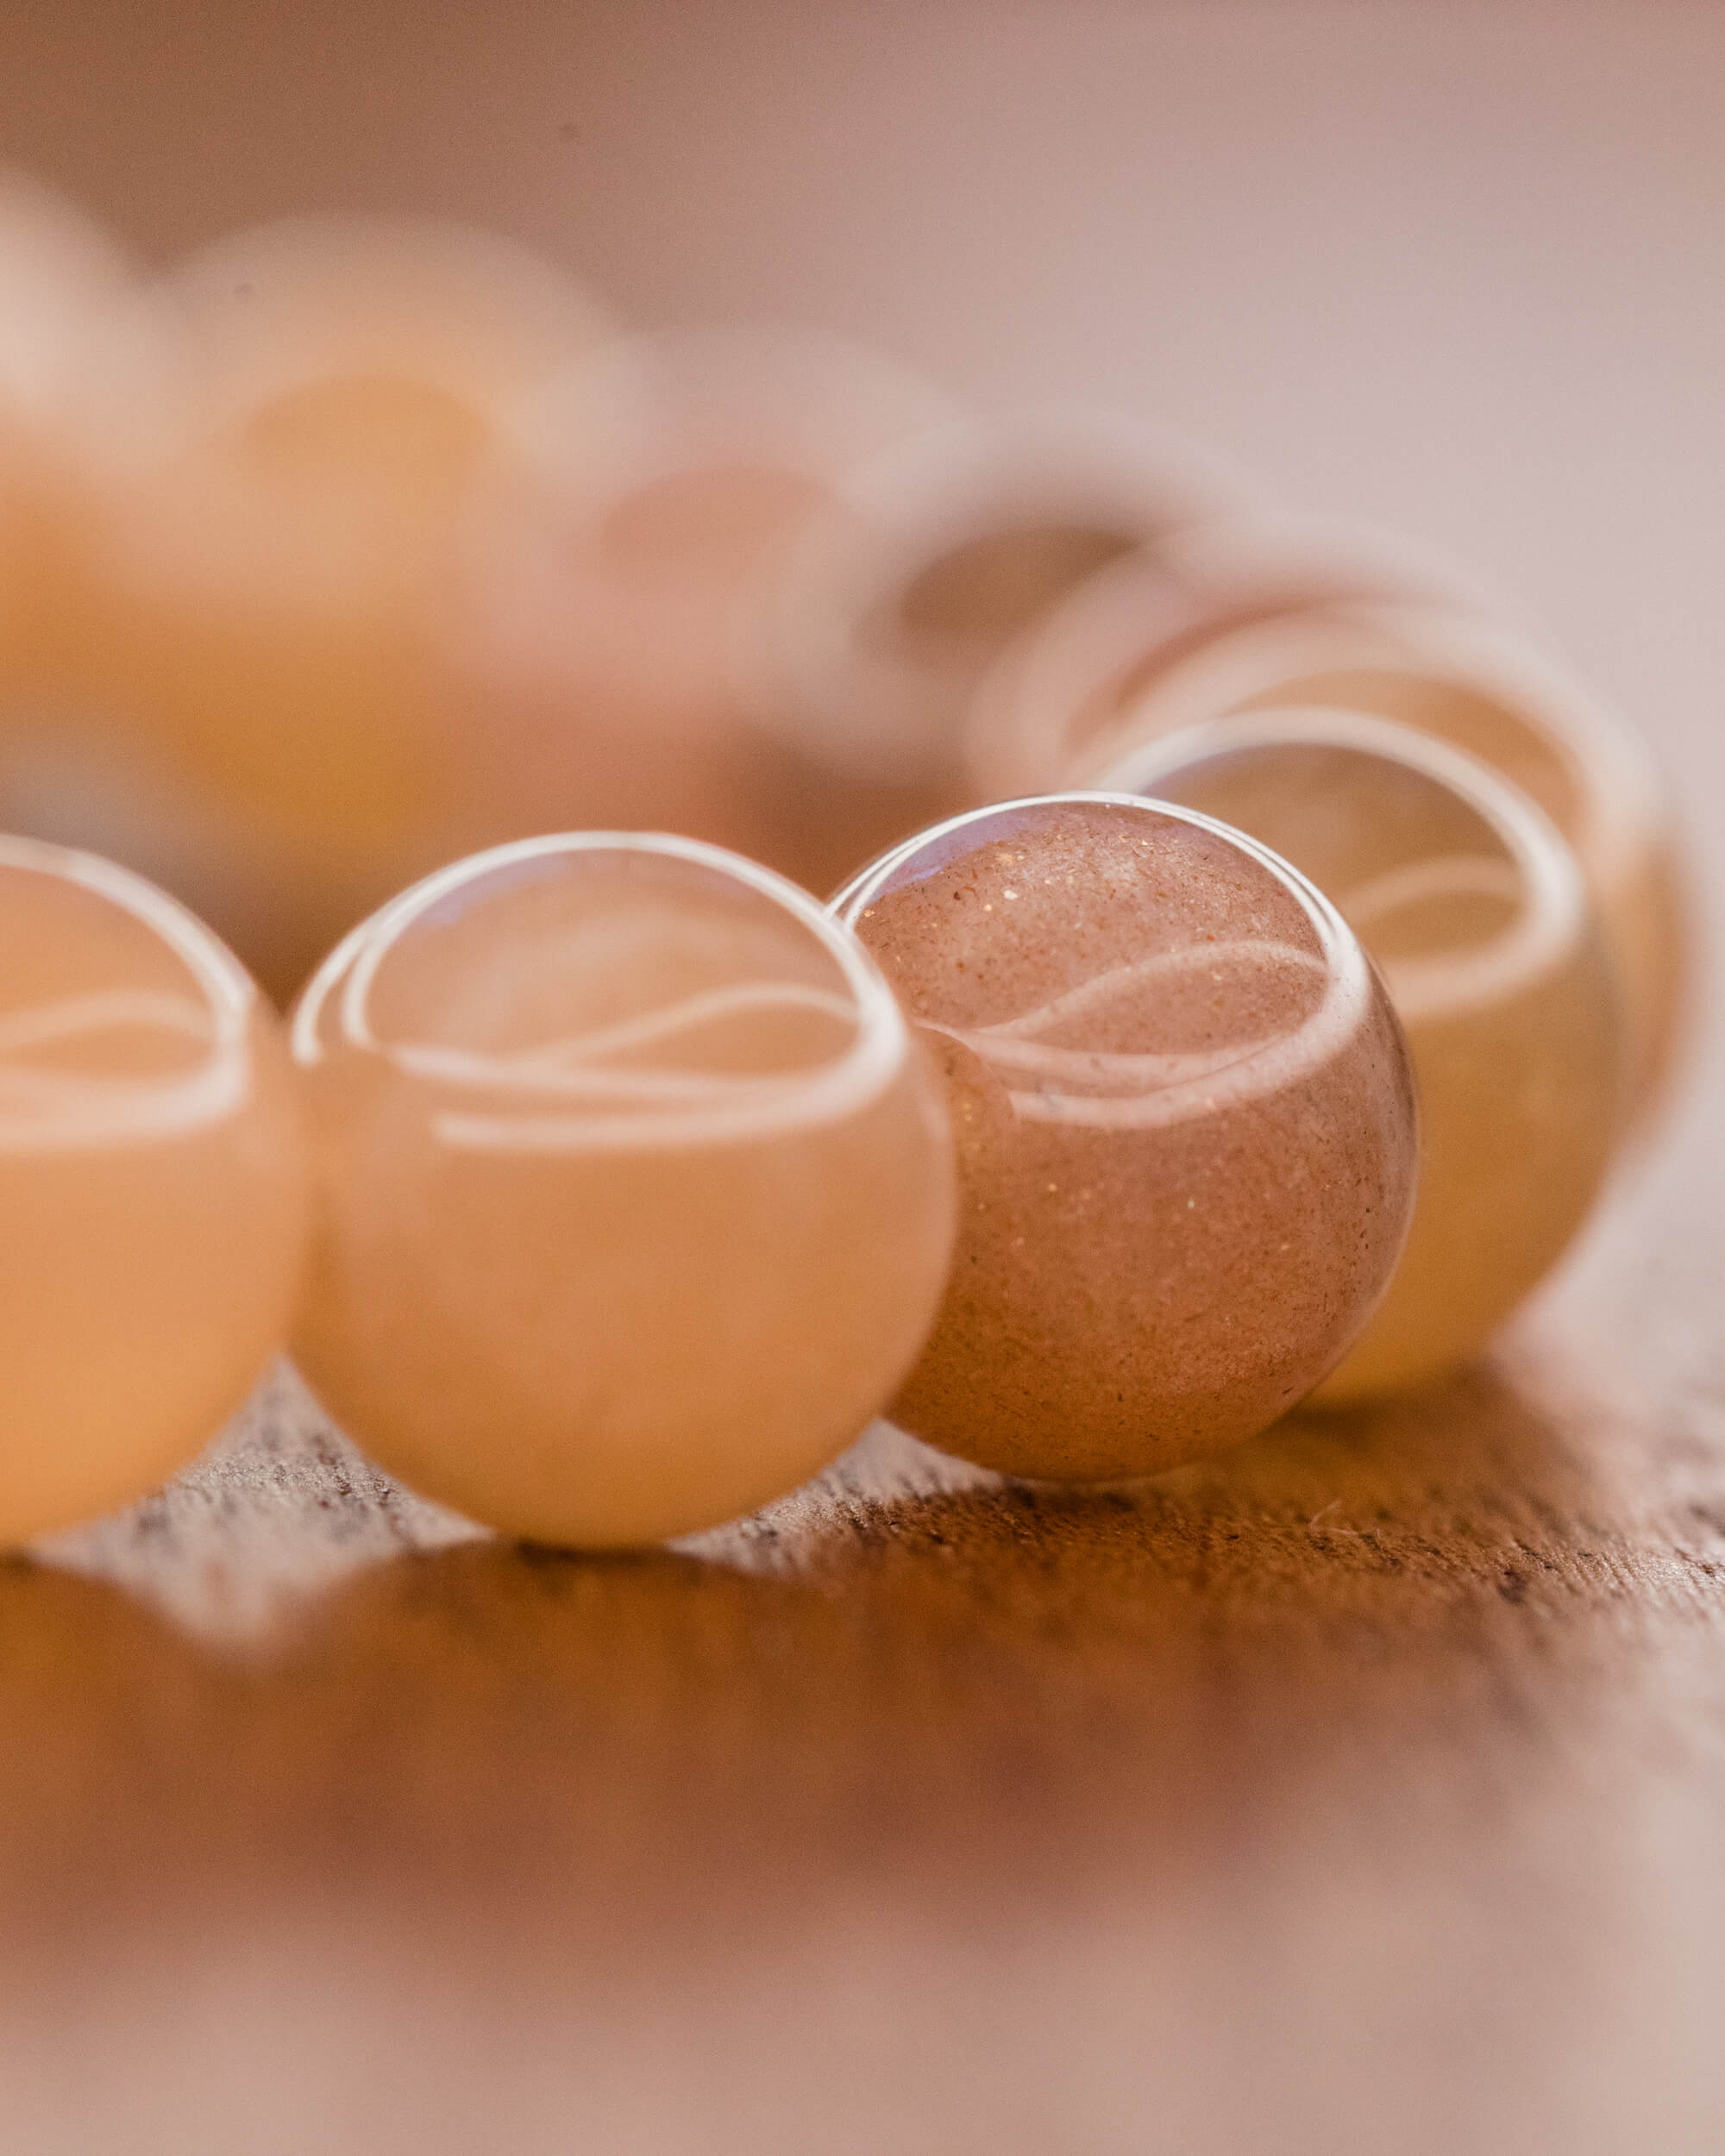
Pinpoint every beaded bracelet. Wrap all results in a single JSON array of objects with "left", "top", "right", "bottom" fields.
[
  {"left": 0, "top": 182, "right": 1693, "bottom": 1551},
  {"left": 3, "top": 804, "right": 1412, "bottom": 1547}
]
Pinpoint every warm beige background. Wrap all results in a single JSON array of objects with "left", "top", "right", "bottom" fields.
[
  {"left": 6, "top": 3, "right": 1722, "bottom": 787},
  {"left": 3, "top": 8, "right": 1723, "bottom": 2152}
]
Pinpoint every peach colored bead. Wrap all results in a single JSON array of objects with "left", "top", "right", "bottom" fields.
[
  {"left": 60, "top": 216, "right": 613, "bottom": 1000},
  {"left": 0, "top": 837, "right": 309, "bottom": 1540},
  {"left": 833, "top": 794, "right": 1418, "bottom": 1480},
  {"left": 1108, "top": 711, "right": 1625, "bottom": 1401},
  {"left": 290, "top": 833, "right": 957, "bottom": 1546},
  {"left": 1048, "top": 599, "right": 1689, "bottom": 1131}
]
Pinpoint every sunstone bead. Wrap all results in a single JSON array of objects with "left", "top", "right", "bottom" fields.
[
  {"left": 290, "top": 833, "right": 957, "bottom": 1547},
  {"left": 1107, "top": 711, "right": 1625, "bottom": 1401},
  {"left": 832, "top": 794, "right": 1418, "bottom": 1480},
  {"left": 0, "top": 837, "right": 308, "bottom": 1539}
]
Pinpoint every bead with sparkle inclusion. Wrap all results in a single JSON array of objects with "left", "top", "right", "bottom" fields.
[
  {"left": 290, "top": 833, "right": 957, "bottom": 1546},
  {"left": 1107, "top": 711, "right": 1624, "bottom": 1401},
  {"left": 832, "top": 794, "right": 1419, "bottom": 1481},
  {"left": 0, "top": 837, "right": 309, "bottom": 1540}
]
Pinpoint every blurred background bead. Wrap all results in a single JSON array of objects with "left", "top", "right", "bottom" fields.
[
  {"left": 460, "top": 323, "right": 960, "bottom": 896},
  {"left": 1056, "top": 599, "right": 1691, "bottom": 1131},
  {"left": 833, "top": 793, "right": 1417, "bottom": 1480},
  {"left": 965, "top": 509, "right": 1500, "bottom": 801},
  {"left": 291, "top": 833, "right": 957, "bottom": 1547},
  {"left": 0, "top": 835, "right": 309, "bottom": 1540},
  {"left": 1107, "top": 710, "right": 1624, "bottom": 1401},
  {"left": 20, "top": 215, "right": 614, "bottom": 1002},
  {"left": 741, "top": 411, "right": 1244, "bottom": 881}
]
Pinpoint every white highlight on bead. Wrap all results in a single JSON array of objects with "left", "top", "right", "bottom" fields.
[
  {"left": 0, "top": 836, "right": 254, "bottom": 1154},
  {"left": 832, "top": 793, "right": 1373, "bottom": 1131},
  {"left": 1105, "top": 708, "right": 1588, "bottom": 1025},
  {"left": 292, "top": 830, "right": 910, "bottom": 1153}
]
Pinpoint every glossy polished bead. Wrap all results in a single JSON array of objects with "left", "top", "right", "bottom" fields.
[
  {"left": 291, "top": 833, "right": 958, "bottom": 1546},
  {"left": 1107, "top": 711, "right": 1624, "bottom": 1401},
  {"left": 0, "top": 836, "right": 309, "bottom": 1540},
  {"left": 66, "top": 216, "right": 613, "bottom": 1000},
  {"left": 833, "top": 794, "right": 1418, "bottom": 1480},
  {"left": 1055, "top": 599, "right": 1688, "bottom": 1130}
]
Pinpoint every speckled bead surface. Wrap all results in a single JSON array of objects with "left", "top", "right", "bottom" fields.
[
  {"left": 291, "top": 832, "right": 957, "bottom": 1546},
  {"left": 833, "top": 793, "right": 1418, "bottom": 1480},
  {"left": 0, "top": 836, "right": 308, "bottom": 1539},
  {"left": 1108, "top": 711, "right": 1625, "bottom": 1401}
]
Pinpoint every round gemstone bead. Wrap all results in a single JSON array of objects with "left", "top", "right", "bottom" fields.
[
  {"left": 0, "top": 836, "right": 309, "bottom": 1539},
  {"left": 832, "top": 793, "right": 1418, "bottom": 1480},
  {"left": 1050, "top": 600, "right": 1689, "bottom": 1130},
  {"left": 1107, "top": 711, "right": 1624, "bottom": 1401},
  {"left": 57, "top": 216, "right": 613, "bottom": 1000},
  {"left": 290, "top": 833, "right": 958, "bottom": 1546}
]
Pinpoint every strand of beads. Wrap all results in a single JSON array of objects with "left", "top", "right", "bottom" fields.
[
  {"left": 0, "top": 177, "right": 1694, "bottom": 1545},
  {"left": 2, "top": 815, "right": 1418, "bottom": 1545}
]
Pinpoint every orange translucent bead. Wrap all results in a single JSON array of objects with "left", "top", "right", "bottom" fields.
[
  {"left": 1107, "top": 711, "right": 1624, "bottom": 1401},
  {"left": 0, "top": 837, "right": 309, "bottom": 1540},
  {"left": 291, "top": 834, "right": 957, "bottom": 1546},
  {"left": 833, "top": 795, "right": 1418, "bottom": 1480},
  {"left": 1049, "top": 599, "right": 1689, "bottom": 1130},
  {"left": 61, "top": 216, "right": 613, "bottom": 999}
]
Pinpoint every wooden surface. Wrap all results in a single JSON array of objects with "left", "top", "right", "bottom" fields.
[{"left": 4, "top": 6, "right": 1725, "bottom": 2150}]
